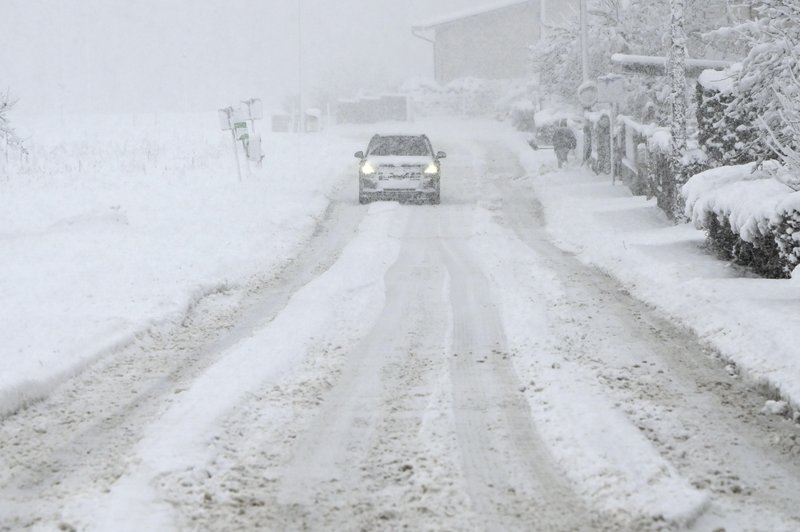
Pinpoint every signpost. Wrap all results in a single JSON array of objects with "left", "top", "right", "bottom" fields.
[
  {"left": 241, "top": 98, "right": 264, "bottom": 134},
  {"left": 577, "top": 81, "right": 598, "bottom": 108},
  {"left": 218, "top": 106, "right": 242, "bottom": 181},
  {"left": 219, "top": 98, "right": 265, "bottom": 179}
]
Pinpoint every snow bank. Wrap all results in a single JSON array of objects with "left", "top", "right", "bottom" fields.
[
  {"left": 469, "top": 207, "right": 708, "bottom": 527},
  {"left": 511, "top": 135, "right": 800, "bottom": 415}
]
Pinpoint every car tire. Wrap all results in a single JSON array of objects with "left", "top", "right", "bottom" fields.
[{"left": 431, "top": 182, "right": 441, "bottom": 205}]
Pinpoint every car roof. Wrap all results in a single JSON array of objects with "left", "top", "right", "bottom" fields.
[{"left": 371, "top": 133, "right": 428, "bottom": 138}]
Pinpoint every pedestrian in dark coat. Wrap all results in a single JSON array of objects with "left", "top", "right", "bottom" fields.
[{"left": 552, "top": 120, "right": 577, "bottom": 168}]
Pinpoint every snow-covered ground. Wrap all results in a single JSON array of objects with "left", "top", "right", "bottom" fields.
[
  {"left": 1, "top": 117, "right": 799, "bottom": 531},
  {"left": 513, "top": 137, "right": 800, "bottom": 415},
  {"left": 0, "top": 113, "right": 355, "bottom": 416}
]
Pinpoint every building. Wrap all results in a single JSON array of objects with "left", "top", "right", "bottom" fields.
[{"left": 412, "top": 0, "right": 578, "bottom": 84}]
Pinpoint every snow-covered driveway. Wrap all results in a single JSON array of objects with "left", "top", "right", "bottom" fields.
[{"left": 2, "top": 123, "right": 800, "bottom": 531}]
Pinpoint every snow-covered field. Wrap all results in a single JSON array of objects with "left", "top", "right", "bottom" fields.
[
  {"left": 1, "top": 116, "right": 799, "bottom": 531},
  {"left": 0, "top": 113, "right": 355, "bottom": 416}
]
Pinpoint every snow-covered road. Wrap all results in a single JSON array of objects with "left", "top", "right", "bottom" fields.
[{"left": 2, "top": 126, "right": 800, "bottom": 531}]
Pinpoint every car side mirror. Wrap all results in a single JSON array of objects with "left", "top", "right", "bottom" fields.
[
  {"left": 354, "top": 151, "right": 365, "bottom": 159},
  {"left": 436, "top": 151, "right": 447, "bottom": 159}
]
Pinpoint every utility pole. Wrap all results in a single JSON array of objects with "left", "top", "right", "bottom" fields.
[
  {"left": 667, "top": 0, "right": 688, "bottom": 220},
  {"left": 297, "top": 0, "right": 305, "bottom": 134},
  {"left": 580, "top": 0, "right": 589, "bottom": 82}
]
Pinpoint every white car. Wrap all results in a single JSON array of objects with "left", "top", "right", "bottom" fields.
[{"left": 355, "top": 134, "right": 446, "bottom": 205}]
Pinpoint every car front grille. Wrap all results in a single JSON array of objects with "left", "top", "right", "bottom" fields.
[{"left": 377, "top": 166, "right": 423, "bottom": 180}]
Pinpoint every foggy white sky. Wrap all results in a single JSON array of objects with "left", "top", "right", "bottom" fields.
[{"left": 0, "top": 0, "right": 501, "bottom": 114}]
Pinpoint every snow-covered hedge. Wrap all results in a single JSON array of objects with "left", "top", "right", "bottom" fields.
[
  {"left": 695, "top": 66, "right": 761, "bottom": 168},
  {"left": 683, "top": 162, "right": 800, "bottom": 278}
]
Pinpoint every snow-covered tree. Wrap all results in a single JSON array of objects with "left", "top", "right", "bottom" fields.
[
  {"left": 531, "top": 8, "right": 626, "bottom": 104},
  {"left": 702, "top": 0, "right": 800, "bottom": 189},
  {"left": 735, "top": 0, "right": 800, "bottom": 190},
  {"left": 0, "top": 90, "right": 26, "bottom": 161},
  {"left": 530, "top": 0, "right": 730, "bottom": 117},
  {"left": 664, "top": 0, "right": 690, "bottom": 219},
  {"left": 667, "top": 0, "right": 688, "bottom": 156}
]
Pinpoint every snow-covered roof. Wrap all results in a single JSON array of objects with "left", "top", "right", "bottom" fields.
[{"left": 412, "top": 0, "right": 532, "bottom": 30}]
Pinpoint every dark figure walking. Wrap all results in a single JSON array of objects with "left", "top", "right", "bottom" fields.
[{"left": 552, "top": 120, "right": 577, "bottom": 169}]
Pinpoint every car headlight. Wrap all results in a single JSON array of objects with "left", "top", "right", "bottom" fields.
[
  {"left": 361, "top": 161, "right": 376, "bottom": 175},
  {"left": 424, "top": 162, "right": 439, "bottom": 175}
]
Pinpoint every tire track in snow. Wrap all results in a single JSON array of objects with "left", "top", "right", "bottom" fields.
[
  {"left": 491, "top": 144, "right": 800, "bottom": 530},
  {"left": 0, "top": 186, "right": 365, "bottom": 530},
  {"left": 271, "top": 211, "right": 469, "bottom": 530},
  {"left": 438, "top": 206, "right": 596, "bottom": 532},
  {"left": 163, "top": 210, "right": 481, "bottom": 531}
]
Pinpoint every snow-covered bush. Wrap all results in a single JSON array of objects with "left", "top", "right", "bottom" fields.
[
  {"left": 682, "top": 0, "right": 800, "bottom": 277},
  {"left": 775, "top": 206, "right": 800, "bottom": 276},
  {"left": 695, "top": 66, "right": 761, "bottom": 168},
  {"left": 683, "top": 162, "right": 800, "bottom": 278}
]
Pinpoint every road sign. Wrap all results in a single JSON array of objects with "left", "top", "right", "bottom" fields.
[
  {"left": 234, "top": 121, "right": 249, "bottom": 141},
  {"left": 218, "top": 107, "right": 234, "bottom": 131},
  {"left": 247, "top": 133, "right": 262, "bottom": 162},
  {"left": 242, "top": 98, "right": 264, "bottom": 121},
  {"left": 577, "top": 81, "right": 598, "bottom": 108},
  {"left": 597, "top": 74, "right": 625, "bottom": 104}
]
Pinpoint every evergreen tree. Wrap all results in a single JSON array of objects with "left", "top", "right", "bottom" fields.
[{"left": 733, "top": 0, "right": 800, "bottom": 189}]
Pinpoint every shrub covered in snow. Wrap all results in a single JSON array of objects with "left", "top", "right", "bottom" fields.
[
  {"left": 682, "top": 0, "right": 800, "bottom": 277},
  {"left": 683, "top": 162, "right": 800, "bottom": 278},
  {"left": 696, "top": 66, "right": 761, "bottom": 168}
]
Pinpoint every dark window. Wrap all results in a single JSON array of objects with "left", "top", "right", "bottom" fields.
[{"left": 368, "top": 136, "right": 431, "bottom": 156}]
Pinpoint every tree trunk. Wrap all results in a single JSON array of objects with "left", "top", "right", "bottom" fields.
[{"left": 667, "top": 0, "right": 688, "bottom": 221}]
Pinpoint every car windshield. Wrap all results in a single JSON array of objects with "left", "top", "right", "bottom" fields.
[{"left": 368, "top": 136, "right": 430, "bottom": 157}]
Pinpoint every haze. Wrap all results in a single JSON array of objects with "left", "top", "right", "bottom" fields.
[{"left": 0, "top": 0, "right": 499, "bottom": 115}]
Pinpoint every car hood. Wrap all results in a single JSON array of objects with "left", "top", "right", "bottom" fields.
[{"left": 368, "top": 155, "right": 434, "bottom": 166}]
